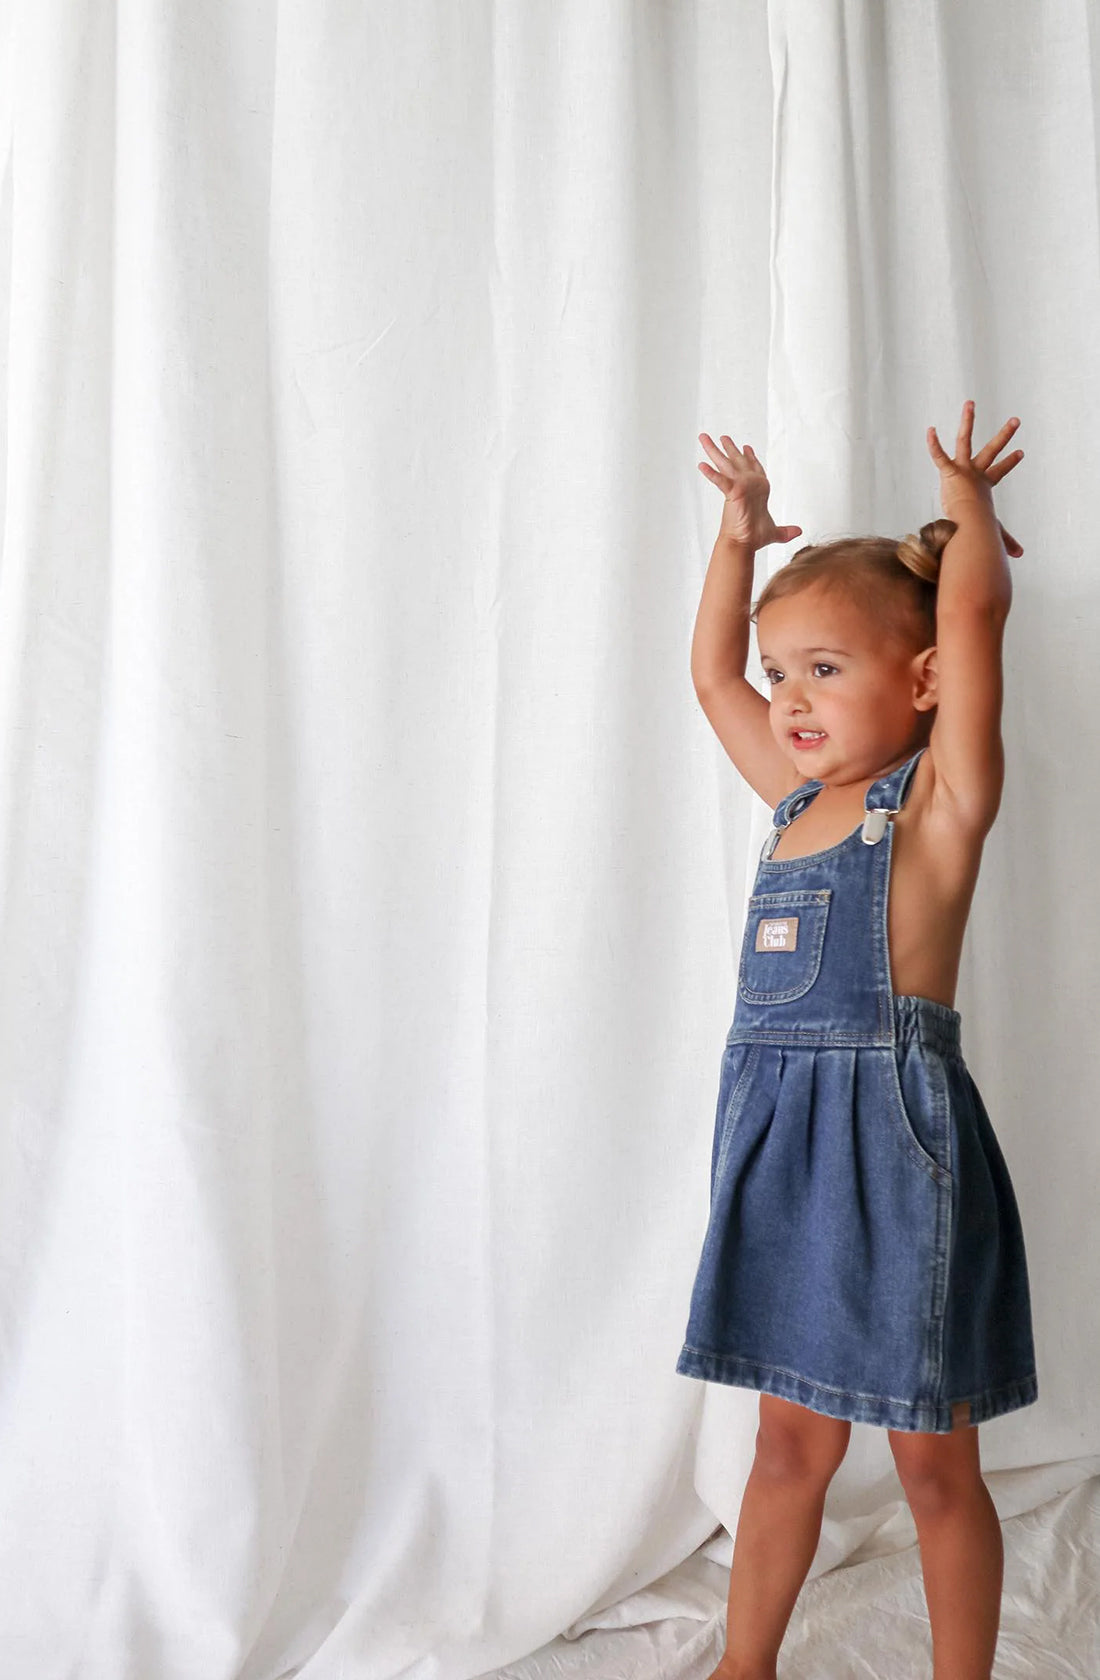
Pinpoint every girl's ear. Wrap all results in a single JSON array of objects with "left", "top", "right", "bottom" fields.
[{"left": 911, "top": 645, "right": 938, "bottom": 713}]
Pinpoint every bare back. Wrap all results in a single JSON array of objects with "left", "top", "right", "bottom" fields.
[{"left": 768, "top": 750, "right": 985, "bottom": 1008}]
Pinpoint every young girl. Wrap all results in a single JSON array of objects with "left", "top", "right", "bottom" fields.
[{"left": 676, "top": 402, "right": 1038, "bottom": 1680}]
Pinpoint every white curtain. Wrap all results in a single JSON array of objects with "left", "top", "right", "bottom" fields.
[{"left": 0, "top": 2, "right": 1097, "bottom": 1677}]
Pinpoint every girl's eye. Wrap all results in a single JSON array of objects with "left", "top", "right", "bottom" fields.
[{"left": 762, "top": 667, "right": 836, "bottom": 683}]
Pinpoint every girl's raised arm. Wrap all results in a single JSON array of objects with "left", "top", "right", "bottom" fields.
[
  {"left": 693, "top": 435, "right": 805, "bottom": 809},
  {"left": 924, "top": 403, "right": 1023, "bottom": 833}
]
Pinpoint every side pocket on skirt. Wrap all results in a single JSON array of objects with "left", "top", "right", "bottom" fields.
[
  {"left": 887, "top": 1046, "right": 953, "bottom": 1185},
  {"left": 711, "top": 1043, "right": 760, "bottom": 1197}
]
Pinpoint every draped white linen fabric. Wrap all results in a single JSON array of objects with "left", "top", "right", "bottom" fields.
[{"left": 0, "top": 2, "right": 1097, "bottom": 1677}]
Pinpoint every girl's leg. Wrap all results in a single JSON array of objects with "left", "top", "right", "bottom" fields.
[
  {"left": 889, "top": 1408, "right": 1004, "bottom": 1680},
  {"left": 712, "top": 1393, "right": 851, "bottom": 1680}
]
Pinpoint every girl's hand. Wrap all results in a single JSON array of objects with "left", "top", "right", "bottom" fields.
[
  {"left": 927, "top": 401, "right": 1025, "bottom": 557},
  {"left": 697, "top": 433, "right": 803, "bottom": 549}
]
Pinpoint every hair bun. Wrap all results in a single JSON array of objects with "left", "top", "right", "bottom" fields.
[{"left": 896, "top": 518, "right": 957, "bottom": 584}]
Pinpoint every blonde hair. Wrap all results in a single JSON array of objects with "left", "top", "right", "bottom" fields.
[{"left": 750, "top": 518, "right": 957, "bottom": 651}]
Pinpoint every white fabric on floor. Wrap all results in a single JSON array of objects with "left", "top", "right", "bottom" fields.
[
  {"left": 0, "top": 1, "right": 1096, "bottom": 1677},
  {"left": 479, "top": 1469, "right": 1100, "bottom": 1680}
]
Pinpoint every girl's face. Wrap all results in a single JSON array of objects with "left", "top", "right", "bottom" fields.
[{"left": 756, "top": 582, "right": 936, "bottom": 784}]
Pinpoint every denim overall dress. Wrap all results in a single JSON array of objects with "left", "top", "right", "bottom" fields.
[{"left": 676, "top": 747, "right": 1038, "bottom": 1432}]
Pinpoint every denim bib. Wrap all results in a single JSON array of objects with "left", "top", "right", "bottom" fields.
[{"left": 728, "top": 748, "right": 926, "bottom": 1047}]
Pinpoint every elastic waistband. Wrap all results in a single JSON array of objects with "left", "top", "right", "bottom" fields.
[{"left": 893, "top": 994, "right": 961, "bottom": 1057}]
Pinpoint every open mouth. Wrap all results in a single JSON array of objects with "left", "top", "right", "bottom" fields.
[{"left": 790, "top": 729, "right": 827, "bottom": 749}]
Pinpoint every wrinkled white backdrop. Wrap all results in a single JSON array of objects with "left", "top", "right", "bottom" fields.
[{"left": 0, "top": 2, "right": 1097, "bottom": 1677}]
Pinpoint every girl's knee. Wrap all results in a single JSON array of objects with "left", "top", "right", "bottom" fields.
[
  {"left": 754, "top": 1393, "right": 851, "bottom": 1482},
  {"left": 889, "top": 1417, "right": 985, "bottom": 1514}
]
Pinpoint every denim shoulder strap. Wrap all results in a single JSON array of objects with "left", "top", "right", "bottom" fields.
[
  {"left": 858, "top": 746, "right": 927, "bottom": 845},
  {"left": 864, "top": 746, "right": 927, "bottom": 815},
  {"left": 771, "top": 777, "right": 824, "bottom": 830}
]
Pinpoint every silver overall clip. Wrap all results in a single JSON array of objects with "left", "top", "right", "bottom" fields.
[
  {"left": 861, "top": 807, "right": 892, "bottom": 845},
  {"left": 761, "top": 826, "right": 781, "bottom": 860}
]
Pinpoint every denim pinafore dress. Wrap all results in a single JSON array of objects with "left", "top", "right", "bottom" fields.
[{"left": 676, "top": 747, "right": 1038, "bottom": 1433}]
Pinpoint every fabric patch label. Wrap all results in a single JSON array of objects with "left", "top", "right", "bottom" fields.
[{"left": 756, "top": 916, "right": 798, "bottom": 952}]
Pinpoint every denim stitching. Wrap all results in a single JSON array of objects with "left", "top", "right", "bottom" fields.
[
  {"left": 738, "top": 891, "right": 832, "bottom": 1005},
  {"left": 712, "top": 1044, "right": 760, "bottom": 1191}
]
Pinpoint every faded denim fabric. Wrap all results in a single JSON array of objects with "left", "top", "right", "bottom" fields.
[{"left": 676, "top": 747, "right": 1038, "bottom": 1433}]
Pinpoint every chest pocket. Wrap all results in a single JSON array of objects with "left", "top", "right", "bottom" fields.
[{"left": 738, "top": 889, "right": 832, "bottom": 1005}]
